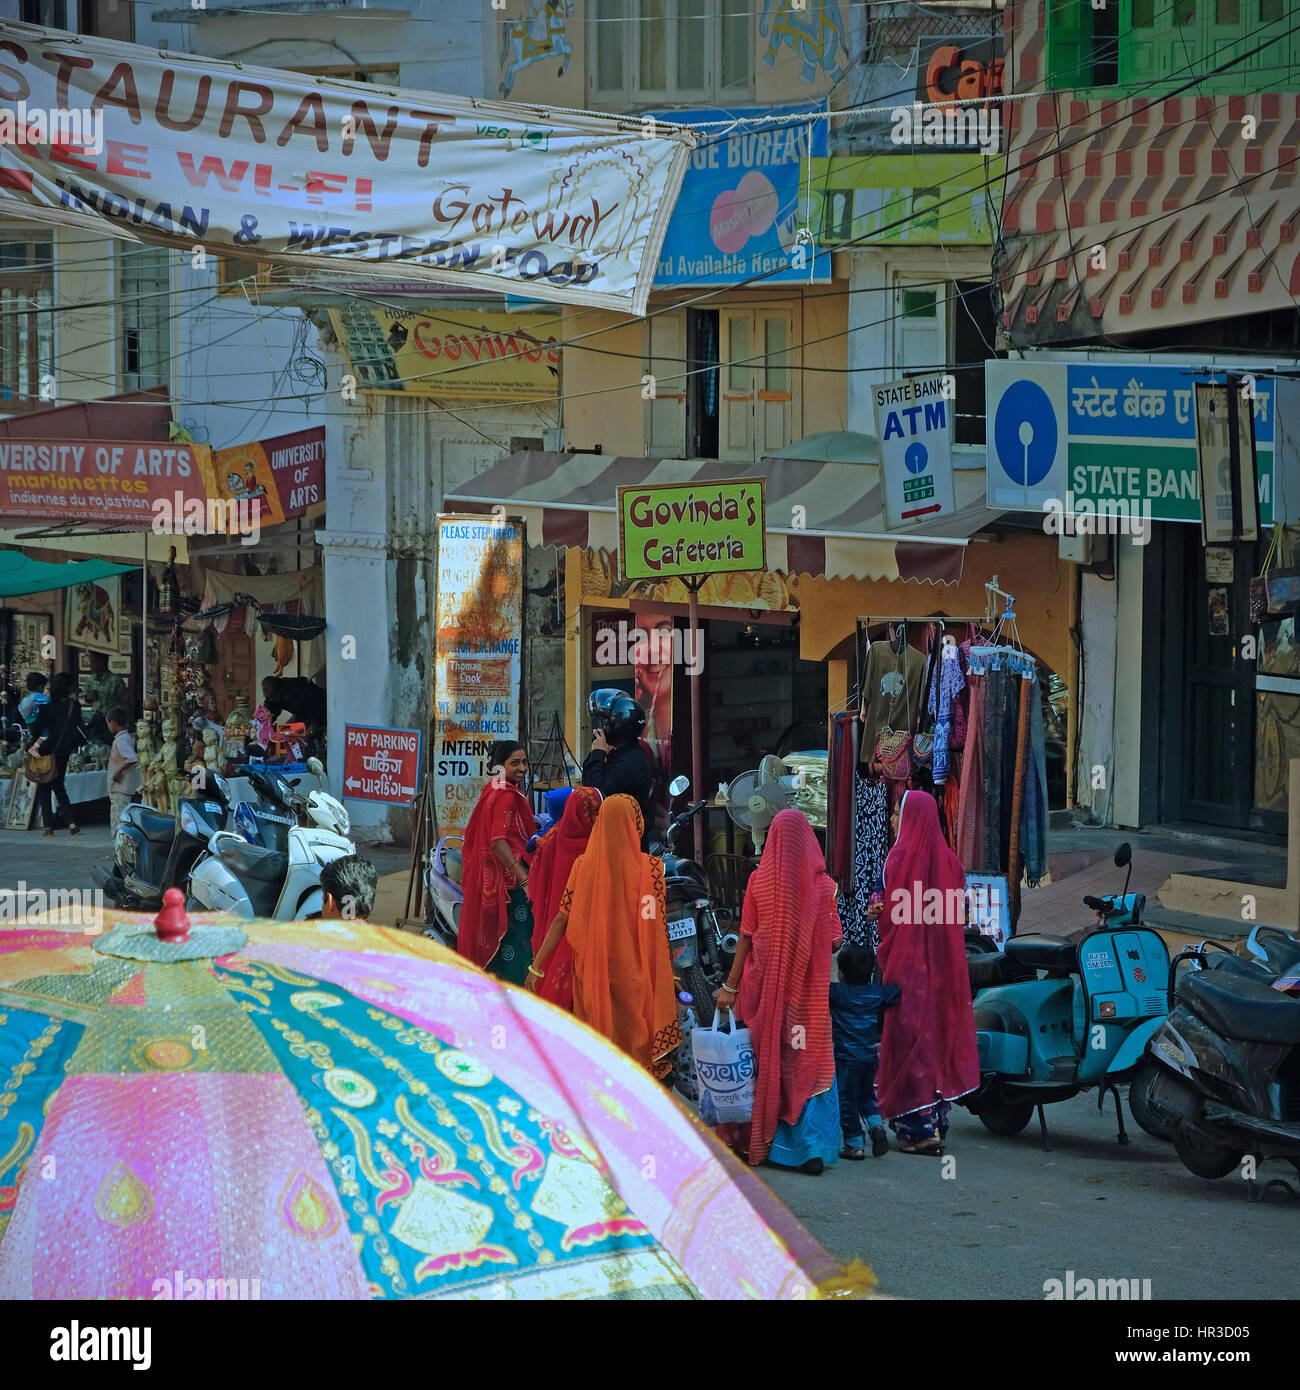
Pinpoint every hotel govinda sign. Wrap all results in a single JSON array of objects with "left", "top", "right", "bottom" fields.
[{"left": 618, "top": 479, "right": 766, "bottom": 580}]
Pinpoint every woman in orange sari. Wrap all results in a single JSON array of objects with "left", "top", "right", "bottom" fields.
[
  {"left": 525, "top": 794, "right": 682, "bottom": 1078},
  {"left": 525, "top": 785, "right": 602, "bottom": 1009},
  {"left": 456, "top": 741, "right": 538, "bottom": 985}
]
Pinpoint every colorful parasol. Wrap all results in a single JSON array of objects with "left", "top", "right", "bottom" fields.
[{"left": 0, "top": 905, "right": 870, "bottom": 1300}]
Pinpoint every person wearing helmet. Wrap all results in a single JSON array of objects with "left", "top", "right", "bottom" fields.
[{"left": 583, "top": 689, "right": 655, "bottom": 846}]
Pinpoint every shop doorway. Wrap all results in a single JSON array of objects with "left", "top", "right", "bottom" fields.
[
  {"left": 1158, "top": 524, "right": 1270, "bottom": 832},
  {"left": 701, "top": 619, "right": 828, "bottom": 791}
]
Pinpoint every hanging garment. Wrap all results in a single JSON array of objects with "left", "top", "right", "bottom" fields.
[
  {"left": 858, "top": 636, "right": 926, "bottom": 765},
  {"left": 942, "top": 766, "right": 962, "bottom": 856},
  {"left": 929, "top": 637, "right": 967, "bottom": 785},
  {"left": 1020, "top": 673, "right": 1049, "bottom": 887},
  {"left": 951, "top": 632, "right": 976, "bottom": 751},
  {"left": 982, "top": 665, "right": 1022, "bottom": 875},
  {"left": 956, "top": 671, "right": 987, "bottom": 871},
  {"left": 836, "top": 767, "right": 888, "bottom": 950},
  {"left": 825, "top": 712, "right": 858, "bottom": 883}
]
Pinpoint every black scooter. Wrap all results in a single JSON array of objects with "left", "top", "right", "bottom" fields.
[
  {"left": 92, "top": 768, "right": 292, "bottom": 910},
  {"left": 1142, "top": 927, "right": 1300, "bottom": 1179},
  {"left": 650, "top": 777, "right": 729, "bottom": 1025},
  {"left": 93, "top": 778, "right": 234, "bottom": 910}
]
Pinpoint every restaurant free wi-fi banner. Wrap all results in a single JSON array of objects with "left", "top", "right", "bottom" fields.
[{"left": 0, "top": 21, "right": 696, "bottom": 314}]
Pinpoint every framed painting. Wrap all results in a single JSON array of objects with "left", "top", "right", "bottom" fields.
[
  {"left": 12, "top": 612, "right": 53, "bottom": 679},
  {"left": 65, "top": 575, "right": 121, "bottom": 656},
  {"left": 6, "top": 771, "right": 36, "bottom": 831}
]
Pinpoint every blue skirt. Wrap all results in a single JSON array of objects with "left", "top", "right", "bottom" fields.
[{"left": 767, "top": 1080, "right": 842, "bottom": 1168}]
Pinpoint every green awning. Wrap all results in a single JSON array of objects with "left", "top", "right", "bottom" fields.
[{"left": 0, "top": 550, "right": 136, "bottom": 598}]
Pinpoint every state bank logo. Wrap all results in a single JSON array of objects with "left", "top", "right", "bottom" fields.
[{"left": 986, "top": 363, "right": 1068, "bottom": 512}]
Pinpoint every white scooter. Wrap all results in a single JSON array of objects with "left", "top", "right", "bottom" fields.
[{"left": 187, "top": 760, "right": 354, "bottom": 920}]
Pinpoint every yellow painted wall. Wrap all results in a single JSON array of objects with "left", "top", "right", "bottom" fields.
[
  {"left": 561, "top": 283, "right": 848, "bottom": 456},
  {"left": 561, "top": 308, "right": 648, "bottom": 456},
  {"left": 52, "top": 227, "right": 118, "bottom": 404}
]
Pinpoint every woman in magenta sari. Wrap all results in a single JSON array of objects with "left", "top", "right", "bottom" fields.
[{"left": 877, "top": 790, "right": 979, "bottom": 1154}]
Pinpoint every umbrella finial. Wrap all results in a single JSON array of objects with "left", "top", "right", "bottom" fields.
[{"left": 154, "top": 888, "right": 191, "bottom": 943}]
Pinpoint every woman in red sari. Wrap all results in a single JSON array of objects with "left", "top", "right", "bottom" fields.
[
  {"left": 714, "top": 809, "right": 842, "bottom": 1175},
  {"left": 525, "top": 785, "right": 602, "bottom": 1009},
  {"left": 877, "top": 790, "right": 979, "bottom": 1154},
  {"left": 456, "top": 741, "right": 538, "bottom": 985}
]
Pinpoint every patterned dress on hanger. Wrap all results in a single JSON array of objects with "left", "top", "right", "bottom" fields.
[{"left": 837, "top": 768, "right": 889, "bottom": 951}]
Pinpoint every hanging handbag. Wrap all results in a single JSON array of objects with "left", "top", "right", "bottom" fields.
[
  {"left": 1251, "top": 528, "right": 1282, "bottom": 625},
  {"left": 912, "top": 730, "right": 935, "bottom": 768},
  {"left": 875, "top": 727, "right": 912, "bottom": 781}
]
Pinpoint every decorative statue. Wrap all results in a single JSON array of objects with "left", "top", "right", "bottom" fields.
[
  {"left": 203, "top": 726, "right": 220, "bottom": 775},
  {"left": 160, "top": 714, "right": 184, "bottom": 808}
]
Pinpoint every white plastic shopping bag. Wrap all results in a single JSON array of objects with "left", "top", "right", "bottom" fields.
[{"left": 692, "top": 1009, "right": 756, "bottom": 1125}]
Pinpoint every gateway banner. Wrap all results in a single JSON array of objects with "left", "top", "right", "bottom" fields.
[{"left": 0, "top": 22, "right": 694, "bottom": 315}]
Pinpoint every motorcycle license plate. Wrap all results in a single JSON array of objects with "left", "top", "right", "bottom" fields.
[{"left": 667, "top": 916, "right": 696, "bottom": 942}]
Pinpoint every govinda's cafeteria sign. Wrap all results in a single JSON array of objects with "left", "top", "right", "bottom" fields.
[
  {"left": 0, "top": 21, "right": 694, "bottom": 315},
  {"left": 618, "top": 480, "right": 765, "bottom": 580}
]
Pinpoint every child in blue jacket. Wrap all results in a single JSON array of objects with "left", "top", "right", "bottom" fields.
[{"left": 831, "top": 943, "right": 901, "bottom": 1159}]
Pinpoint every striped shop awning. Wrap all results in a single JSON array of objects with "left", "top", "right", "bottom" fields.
[{"left": 444, "top": 452, "right": 1006, "bottom": 586}]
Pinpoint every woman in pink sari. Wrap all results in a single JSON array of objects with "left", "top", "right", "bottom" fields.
[{"left": 877, "top": 790, "right": 979, "bottom": 1154}]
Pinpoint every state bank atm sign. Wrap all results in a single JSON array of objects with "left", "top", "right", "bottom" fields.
[{"left": 985, "top": 359, "right": 1276, "bottom": 523}]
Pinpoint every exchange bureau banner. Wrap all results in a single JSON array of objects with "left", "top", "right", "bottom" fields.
[
  {"left": 0, "top": 21, "right": 694, "bottom": 314},
  {"left": 433, "top": 515, "right": 524, "bottom": 841}
]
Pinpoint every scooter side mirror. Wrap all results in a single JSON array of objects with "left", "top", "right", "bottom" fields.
[
  {"left": 1114, "top": 842, "right": 1132, "bottom": 868},
  {"left": 306, "top": 756, "right": 324, "bottom": 777},
  {"left": 668, "top": 775, "right": 690, "bottom": 797}
]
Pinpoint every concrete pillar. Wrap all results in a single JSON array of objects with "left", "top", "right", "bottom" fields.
[
  {"left": 318, "top": 404, "right": 431, "bottom": 845},
  {"left": 1076, "top": 571, "right": 1118, "bottom": 824}
]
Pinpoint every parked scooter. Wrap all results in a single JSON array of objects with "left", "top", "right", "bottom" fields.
[
  {"left": 92, "top": 775, "right": 236, "bottom": 910},
  {"left": 651, "top": 776, "right": 729, "bottom": 1025},
  {"left": 186, "top": 762, "right": 353, "bottom": 920},
  {"left": 960, "top": 842, "right": 1171, "bottom": 1144},
  {"left": 1128, "top": 925, "right": 1300, "bottom": 1141},
  {"left": 424, "top": 836, "right": 464, "bottom": 949},
  {"left": 1141, "top": 926, "right": 1300, "bottom": 1179}
]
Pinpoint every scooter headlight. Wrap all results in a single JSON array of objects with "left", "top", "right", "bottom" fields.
[
  {"left": 116, "top": 832, "right": 136, "bottom": 871},
  {"left": 178, "top": 803, "right": 200, "bottom": 839}
]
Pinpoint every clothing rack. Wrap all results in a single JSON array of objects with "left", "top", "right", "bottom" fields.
[{"left": 853, "top": 615, "right": 995, "bottom": 704}]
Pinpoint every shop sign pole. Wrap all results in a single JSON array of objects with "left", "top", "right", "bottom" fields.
[
  {"left": 686, "top": 575, "right": 705, "bottom": 862},
  {"left": 616, "top": 478, "right": 767, "bottom": 862},
  {"left": 141, "top": 530, "right": 147, "bottom": 714}
]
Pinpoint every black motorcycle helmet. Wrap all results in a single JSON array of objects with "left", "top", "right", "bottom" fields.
[
  {"left": 604, "top": 693, "right": 647, "bottom": 745},
  {"left": 588, "top": 688, "right": 621, "bottom": 720}
]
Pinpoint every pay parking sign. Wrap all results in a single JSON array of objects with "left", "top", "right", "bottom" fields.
[{"left": 874, "top": 374, "right": 957, "bottom": 531}]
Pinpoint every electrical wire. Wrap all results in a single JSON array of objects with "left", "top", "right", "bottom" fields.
[{"left": 0, "top": 12, "right": 1294, "bottom": 422}]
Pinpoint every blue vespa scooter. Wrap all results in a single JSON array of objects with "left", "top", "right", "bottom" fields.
[{"left": 960, "top": 843, "right": 1171, "bottom": 1147}]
